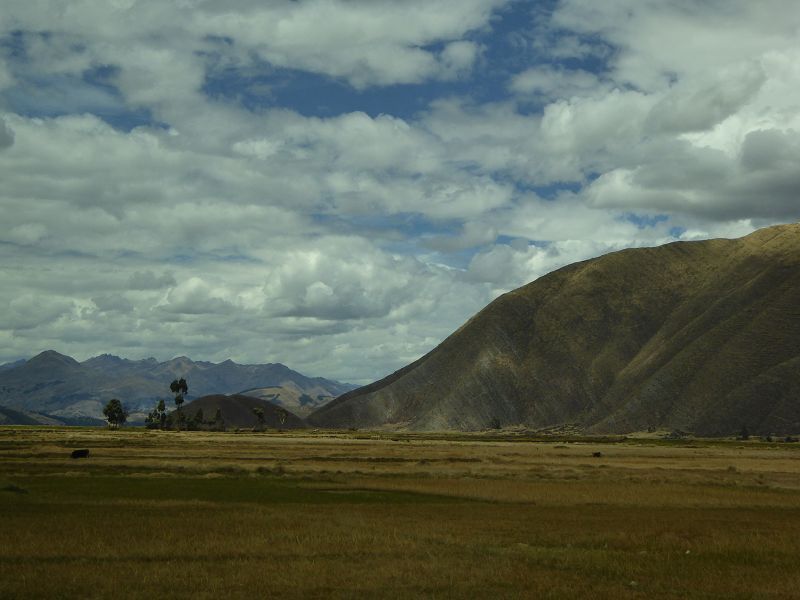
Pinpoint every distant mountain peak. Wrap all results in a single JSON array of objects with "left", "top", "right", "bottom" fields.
[
  {"left": 27, "top": 350, "right": 80, "bottom": 367},
  {"left": 84, "top": 353, "right": 125, "bottom": 364}
]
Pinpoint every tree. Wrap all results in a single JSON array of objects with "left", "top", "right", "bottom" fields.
[
  {"left": 157, "top": 399, "right": 167, "bottom": 429},
  {"left": 194, "top": 408, "right": 204, "bottom": 426},
  {"left": 277, "top": 407, "right": 289, "bottom": 426},
  {"left": 103, "top": 398, "right": 127, "bottom": 429},
  {"left": 170, "top": 378, "right": 188, "bottom": 430},
  {"left": 170, "top": 378, "right": 188, "bottom": 409},
  {"left": 252, "top": 407, "right": 265, "bottom": 431},
  {"left": 144, "top": 409, "right": 159, "bottom": 429},
  {"left": 186, "top": 413, "right": 198, "bottom": 431},
  {"left": 740, "top": 425, "right": 750, "bottom": 441},
  {"left": 213, "top": 407, "right": 225, "bottom": 432},
  {"left": 146, "top": 398, "right": 168, "bottom": 430}
]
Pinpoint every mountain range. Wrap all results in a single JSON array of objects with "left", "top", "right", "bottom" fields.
[
  {"left": 308, "top": 223, "right": 800, "bottom": 436},
  {"left": 0, "top": 351, "right": 355, "bottom": 422}
]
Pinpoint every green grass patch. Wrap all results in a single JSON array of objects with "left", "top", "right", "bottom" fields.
[{"left": 0, "top": 474, "right": 461, "bottom": 507}]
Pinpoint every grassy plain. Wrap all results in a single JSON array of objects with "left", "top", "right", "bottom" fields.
[{"left": 2, "top": 427, "right": 800, "bottom": 599}]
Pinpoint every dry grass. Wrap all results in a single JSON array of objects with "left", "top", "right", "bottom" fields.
[{"left": 2, "top": 427, "right": 800, "bottom": 598}]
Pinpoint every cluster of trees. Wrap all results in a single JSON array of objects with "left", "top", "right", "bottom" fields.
[
  {"left": 142, "top": 378, "right": 226, "bottom": 431},
  {"left": 141, "top": 377, "right": 233, "bottom": 431},
  {"left": 144, "top": 398, "right": 168, "bottom": 429},
  {"left": 146, "top": 405, "right": 226, "bottom": 431},
  {"left": 251, "top": 406, "right": 289, "bottom": 431},
  {"left": 144, "top": 378, "right": 187, "bottom": 429}
]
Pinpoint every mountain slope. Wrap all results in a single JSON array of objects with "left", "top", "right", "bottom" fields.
[
  {"left": 0, "top": 405, "right": 59, "bottom": 426},
  {"left": 0, "top": 352, "right": 354, "bottom": 420},
  {"left": 238, "top": 382, "right": 342, "bottom": 418},
  {"left": 309, "top": 223, "right": 800, "bottom": 435},
  {"left": 0, "top": 405, "right": 105, "bottom": 426},
  {"left": 178, "top": 394, "right": 306, "bottom": 429}
]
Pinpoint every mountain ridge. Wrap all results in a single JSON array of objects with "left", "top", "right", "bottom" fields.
[{"left": 0, "top": 352, "right": 355, "bottom": 421}]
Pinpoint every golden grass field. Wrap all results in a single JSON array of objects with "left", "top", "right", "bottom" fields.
[{"left": 2, "top": 427, "right": 800, "bottom": 599}]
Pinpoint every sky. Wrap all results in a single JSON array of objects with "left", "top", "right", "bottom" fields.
[{"left": 1, "top": 0, "right": 799, "bottom": 383}]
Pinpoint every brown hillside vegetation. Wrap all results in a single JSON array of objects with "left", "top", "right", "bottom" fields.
[
  {"left": 179, "top": 394, "right": 305, "bottom": 429},
  {"left": 309, "top": 223, "right": 800, "bottom": 435}
]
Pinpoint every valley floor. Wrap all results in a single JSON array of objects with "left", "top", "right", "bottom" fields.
[{"left": 2, "top": 427, "right": 800, "bottom": 598}]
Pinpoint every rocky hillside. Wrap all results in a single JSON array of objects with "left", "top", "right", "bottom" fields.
[{"left": 308, "top": 223, "right": 800, "bottom": 436}]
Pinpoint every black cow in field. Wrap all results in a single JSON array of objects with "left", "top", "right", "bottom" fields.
[{"left": 70, "top": 449, "right": 90, "bottom": 459}]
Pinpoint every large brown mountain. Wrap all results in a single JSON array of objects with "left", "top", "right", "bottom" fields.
[{"left": 309, "top": 223, "right": 800, "bottom": 436}]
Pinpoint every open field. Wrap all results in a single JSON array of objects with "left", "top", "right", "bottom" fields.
[{"left": 2, "top": 427, "right": 800, "bottom": 598}]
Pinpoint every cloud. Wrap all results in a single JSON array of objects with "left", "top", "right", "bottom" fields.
[
  {"left": 428, "top": 2, "right": 800, "bottom": 221},
  {"left": 0, "top": 0, "right": 505, "bottom": 111},
  {"left": 0, "top": 59, "right": 13, "bottom": 91},
  {"left": 0, "top": 117, "right": 13, "bottom": 149},
  {"left": 424, "top": 220, "right": 498, "bottom": 252},
  {"left": 645, "top": 62, "right": 767, "bottom": 134},
  {"left": 127, "top": 271, "right": 176, "bottom": 291},
  {"left": 194, "top": 0, "right": 503, "bottom": 88},
  {"left": 161, "top": 277, "right": 235, "bottom": 316},
  {"left": 0, "top": 1, "right": 798, "bottom": 385},
  {"left": 439, "top": 40, "right": 482, "bottom": 79},
  {"left": 92, "top": 294, "right": 135, "bottom": 314},
  {"left": 264, "top": 238, "right": 420, "bottom": 321},
  {"left": 3, "top": 295, "right": 75, "bottom": 331},
  {"left": 584, "top": 127, "right": 800, "bottom": 221},
  {"left": 551, "top": 0, "right": 800, "bottom": 91},
  {"left": 509, "top": 66, "right": 604, "bottom": 99},
  {"left": 293, "top": 111, "right": 441, "bottom": 174},
  {"left": 740, "top": 129, "right": 800, "bottom": 172}
]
